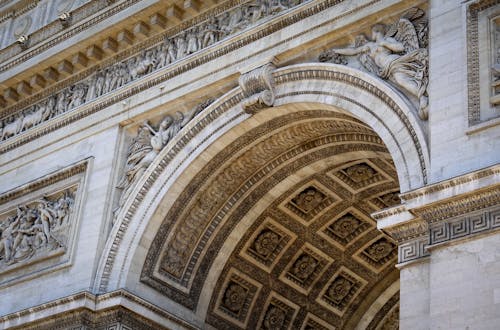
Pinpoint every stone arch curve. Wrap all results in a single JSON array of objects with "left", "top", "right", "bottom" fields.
[{"left": 93, "top": 63, "right": 429, "bottom": 306}]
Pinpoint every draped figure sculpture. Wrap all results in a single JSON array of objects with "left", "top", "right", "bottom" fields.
[
  {"left": 115, "top": 100, "right": 212, "bottom": 218},
  {"left": 321, "top": 8, "right": 429, "bottom": 120}
]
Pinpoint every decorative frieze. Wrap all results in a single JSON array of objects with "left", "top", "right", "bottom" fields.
[
  {"left": 0, "top": 0, "right": 306, "bottom": 145},
  {"left": 319, "top": 7, "right": 429, "bottom": 120},
  {"left": 0, "top": 159, "right": 88, "bottom": 286},
  {"left": 429, "top": 205, "right": 500, "bottom": 246},
  {"left": 377, "top": 165, "right": 500, "bottom": 266}
]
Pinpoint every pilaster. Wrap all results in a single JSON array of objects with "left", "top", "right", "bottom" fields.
[{"left": 376, "top": 164, "right": 500, "bottom": 328}]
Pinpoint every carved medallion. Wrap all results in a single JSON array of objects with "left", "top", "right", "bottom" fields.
[
  {"left": 253, "top": 229, "right": 281, "bottom": 260},
  {"left": 291, "top": 187, "right": 326, "bottom": 214},
  {"left": 317, "top": 267, "right": 367, "bottom": 316},
  {"left": 355, "top": 237, "right": 397, "bottom": 272},
  {"left": 344, "top": 163, "right": 376, "bottom": 183},
  {"left": 321, "top": 209, "right": 372, "bottom": 248},
  {"left": 222, "top": 281, "right": 248, "bottom": 314}
]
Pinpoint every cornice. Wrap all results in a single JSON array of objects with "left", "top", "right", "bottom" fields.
[
  {"left": 0, "top": 0, "right": 342, "bottom": 154},
  {"left": 377, "top": 165, "right": 500, "bottom": 265},
  {"left": 400, "top": 164, "right": 500, "bottom": 202},
  {"left": 412, "top": 186, "right": 500, "bottom": 223},
  {"left": 0, "top": 289, "right": 198, "bottom": 329},
  {"left": 0, "top": 157, "right": 89, "bottom": 203},
  {"left": 0, "top": 0, "right": 119, "bottom": 68}
]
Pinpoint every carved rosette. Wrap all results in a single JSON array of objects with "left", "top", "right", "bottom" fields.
[{"left": 238, "top": 63, "right": 276, "bottom": 115}]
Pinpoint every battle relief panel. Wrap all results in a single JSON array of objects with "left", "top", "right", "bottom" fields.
[
  {"left": 0, "top": 160, "right": 88, "bottom": 287},
  {"left": 468, "top": 0, "right": 500, "bottom": 124}
]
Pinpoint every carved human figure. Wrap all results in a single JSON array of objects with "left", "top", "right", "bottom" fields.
[
  {"left": 68, "top": 84, "right": 86, "bottom": 109},
  {"left": 115, "top": 104, "right": 205, "bottom": 216},
  {"left": 328, "top": 13, "right": 429, "bottom": 119},
  {"left": 155, "top": 43, "right": 168, "bottom": 69},
  {"left": 1, "top": 115, "right": 23, "bottom": 140},
  {"left": 36, "top": 200, "right": 55, "bottom": 245},
  {"left": 165, "top": 38, "right": 177, "bottom": 64},
  {"left": 55, "top": 90, "right": 69, "bottom": 115},
  {"left": 95, "top": 71, "right": 106, "bottom": 97},
  {"left": 201, "top": 17, "right": 219, "bottom": 47},
  {"left": 115, "top": 62, "right": 130, "bottom": 88},
  {"left": 130, "top": 51, "right": 156, "bottom": 80},
  {"left": 186, "top": 27, "right": 199, "bottom": 55},
  {"left": 175, "top": 32, "right": 188, "bottom": 60},
  {"left": 0, "top": 215, "right": 19, "bottom": 262},
  {"left": 54, "top": 193, "right": 73, "bottom": 226},
  {"left": 227, "top": 6, "right": 245, "bottom": 33},
  {"left": 492, "top": 47, "right": 500, "bottom": 82},
  {"left": 103, "top": 67, "right": 113, "bottom": 94}
]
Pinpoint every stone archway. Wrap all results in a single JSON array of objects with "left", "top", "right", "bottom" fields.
[{"left": 94, "top": 63, "right": 429, "bottom": 328}]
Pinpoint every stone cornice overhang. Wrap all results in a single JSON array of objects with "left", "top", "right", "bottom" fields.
[
  {"left": 0, "top": 0, "right": 427, "bottom": 159},
  {"left": 375, "top": 164, "right": 500, "bottom": 266},
  {"left": 0, "top": 289, "right": 198, "bottom": 329},
  {"left": 0, "top": 0, "right": 227, "bottom": 107}
]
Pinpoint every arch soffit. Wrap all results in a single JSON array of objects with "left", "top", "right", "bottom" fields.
[{"left": 94, "top": 63, "right": 429, "bottom": 294}]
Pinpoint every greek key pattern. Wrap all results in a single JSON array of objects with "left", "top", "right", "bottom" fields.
[{"left": 429, "top": 206, "right": 500, "bottom": 245}]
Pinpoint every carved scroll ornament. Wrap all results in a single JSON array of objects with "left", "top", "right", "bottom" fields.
[{"left": 238, "top": 63, "right": 276, "bottom": 114}]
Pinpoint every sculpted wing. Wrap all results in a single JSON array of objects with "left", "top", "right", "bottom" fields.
[{"left": 394, "top": 18, "right": 419, "bottom": 53}]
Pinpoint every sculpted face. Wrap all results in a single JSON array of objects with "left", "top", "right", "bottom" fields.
[
  {"left": 371, "top": 24, "right": 385, "bottom": 40},
  {"left": 160, "top": 116, "right": 173, "bottom": 129}
]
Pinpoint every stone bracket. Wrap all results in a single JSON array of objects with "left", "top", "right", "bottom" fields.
[{"left": 238, "top": 63, "right": 276, "bottom": 115}]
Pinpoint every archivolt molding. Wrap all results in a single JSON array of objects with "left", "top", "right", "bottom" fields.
[
  {"left": 95, "top": 63, "right": 429, "bottom": 298},
  {"left": 148, "top": 119, "right": 379, "bottom": 285}
]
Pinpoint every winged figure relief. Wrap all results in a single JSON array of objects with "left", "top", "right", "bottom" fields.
[{"left": 320, "top": 8, "right": 429, "bottom": 120}]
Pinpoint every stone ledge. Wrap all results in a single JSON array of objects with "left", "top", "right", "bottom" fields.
[{"left": 0, "top": 289, "right": 197, "bottom": 329}]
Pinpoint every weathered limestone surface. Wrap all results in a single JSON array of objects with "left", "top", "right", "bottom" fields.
[
  {"left": 429, "top": 234, "right": 500, "bottom": 329},
  {"left": 0, "top": 0, "right": 498, "bottom": 329}
]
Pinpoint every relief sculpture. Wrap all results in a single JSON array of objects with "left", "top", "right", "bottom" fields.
[
  {"left": 320, "top": 8, "right": 429, "bottom": 120},
  {"left": 114, "top": 99, "right": 213, "bottom": 216},
  {"left": 0, "top": 0, "right": 306, "bottom": 143},
  {"left": 491, "top": 19, "right": 500, "bottom": 105},
  {"left": 0, "top": 190, "right": 75, "bottom": 268}
]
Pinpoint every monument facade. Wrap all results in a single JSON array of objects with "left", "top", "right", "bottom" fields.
[{"left": 0, "top": 0, "right": 499, "bottom": 329}]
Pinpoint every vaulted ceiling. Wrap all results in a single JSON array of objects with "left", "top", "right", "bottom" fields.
[{"left": 141, "top": 108, "right": 401, "bottom": 329}]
